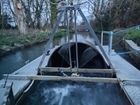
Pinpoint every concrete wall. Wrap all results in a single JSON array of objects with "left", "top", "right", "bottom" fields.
[{"left": 124, "top": 40, "right": 140, "bottom": 63}]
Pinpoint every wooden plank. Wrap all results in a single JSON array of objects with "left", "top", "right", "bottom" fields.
[
  {"left": 3, "top": 74, "right": 30, "bottom": 80},
  {"left": 39, "top": 67, "right": 114, "bottom": 74},
  {"left": 29, "top": 76, "right": 118, "bottom": 83},
  {"left": 3, "top": 75, "right": 118, "bottom": 83}
]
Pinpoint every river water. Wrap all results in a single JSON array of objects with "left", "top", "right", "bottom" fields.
[
  {"left": 20, "top": 81, "right": 130, "bottom": 105},
  {"left": 0, "top": 43, "right": 45, "bottom": 79}
]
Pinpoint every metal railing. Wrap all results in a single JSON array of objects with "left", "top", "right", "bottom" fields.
[{"left": 101, "top": 25, "right": 140, "bottom": 56}]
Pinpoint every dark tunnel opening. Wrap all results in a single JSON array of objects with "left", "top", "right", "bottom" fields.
[{"left": 48, "top": 42, "right": 109, "bottom": 69}]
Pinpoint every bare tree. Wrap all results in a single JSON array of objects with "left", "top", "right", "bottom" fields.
[
  {"left": 12, "top": 0, "right": 27, "bottom": 35},
  {"left": 69, "top": 0, "right": 73, "bottom": 29},
  {"left": 50, "top": 0, "right": 58, "bottom": 28},
  {"left": 88, "top": 0, "right": 126, "bottom": 30},
  {"left": 21, "top": 0, "right": 47, "bottom": 29}
]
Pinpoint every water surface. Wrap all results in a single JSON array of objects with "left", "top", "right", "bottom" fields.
[{"left": 20, "top": 81, "right": 131, "bottom": 105}]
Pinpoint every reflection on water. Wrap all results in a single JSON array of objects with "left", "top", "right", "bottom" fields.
[
  {"left": 21, "top": 81, "right": 131, "bottom": 105},
  {"left": 0, "top": 33, "right": 91, "bottom": 79}
]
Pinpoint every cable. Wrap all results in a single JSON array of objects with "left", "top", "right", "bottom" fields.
[
  {"left": 112, "top": 33, "right": 126, "bottom": 46},
  {"left": 111, "top": 50, "right": 140, "bottom": 56}
]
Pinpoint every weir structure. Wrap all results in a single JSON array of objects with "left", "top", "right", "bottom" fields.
[
  {"left": 0, "top": 5, "right": 140, "bottom": 105},
  {"left": 38, "top": 5, "right": 115, "bottom": 74}
]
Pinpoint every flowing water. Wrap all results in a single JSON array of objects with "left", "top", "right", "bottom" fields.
[{"left": 20, "top": 81, "right": 131, "bottom": 105}]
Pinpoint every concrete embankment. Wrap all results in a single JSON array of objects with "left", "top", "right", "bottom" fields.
[{"left": 124, "top": 40, "right": 140, "bottom": 64}]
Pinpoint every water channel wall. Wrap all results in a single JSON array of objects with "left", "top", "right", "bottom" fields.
[{"left": 124, "top": 40, "right": 140, "bottom": 63}]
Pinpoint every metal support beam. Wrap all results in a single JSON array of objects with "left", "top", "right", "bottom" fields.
[
  {"left": 108, "top": 31, "right": 113, "bottom": 56},
  {"left": 38, "top": 9, "right": 65, "bottom": 68},
  {"left": 66, "top": 10, "right": 72, "bottom": 70},
  {"left": 101, "top": 31, "right": 103, "bottom": 45},
  {"left": 74, "top": 9, "right": 79, "bottom": 70}
]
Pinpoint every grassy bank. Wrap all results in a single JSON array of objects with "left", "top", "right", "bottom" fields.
[
  {"left": 126, "top": 29, "right": 140, "bottom": 46},
  {"left": 0, "top": 29, "right": 67, "bottom": 56},
  {"left": 124, "top": 29, "right": 140, "bottom": 66}
]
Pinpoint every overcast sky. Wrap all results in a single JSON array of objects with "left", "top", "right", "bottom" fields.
[{"left": 73, "top": 0, "right": 93, "bottom": 23}]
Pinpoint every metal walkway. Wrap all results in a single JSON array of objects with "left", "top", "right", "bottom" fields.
[{"left": 97, "top": 46, "right": 140, "bottom": 105}]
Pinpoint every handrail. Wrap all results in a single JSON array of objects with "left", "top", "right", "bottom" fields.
[
  {"left": 111, "top": 50, "right": 140, "bottom": 56},
  {"left": 113, "top": 25, "right": 140, "bottom": 35},
  {"left": 101, "top": 25, "right": 140, "bottom": 56}
]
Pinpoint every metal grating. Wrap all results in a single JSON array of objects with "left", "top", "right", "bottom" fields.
[{"left": 123, "top": 81, "right": 140, "bottom": 105}]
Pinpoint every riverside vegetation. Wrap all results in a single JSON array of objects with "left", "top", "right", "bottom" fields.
[
  {"left": 125, "top": 29, "right": 140, "bottom": 46},
  {"left": 0, "top": 29, "right": 67, "bottom": 57},
  {"left": 125, "top": 29, "right": 140, "bottom": 69}
]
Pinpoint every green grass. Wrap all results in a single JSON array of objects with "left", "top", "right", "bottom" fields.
[
  {"left": 0, "top": 29, "right": 67, "bottom": 47},
  {"left": 125, "top": 29, "right": 140, "bottom": 46},
  {"left": 0, "top": 31, "right": 49, "bottom": 48},
  {"left": 126, "top": 29, "right": 140, "bottom": 39},
  {"left": 0, "top": 29, "right": 67, "bottom": 53},
  {"left": 54, "top": 29, "right": 67, "bottom": 38}
]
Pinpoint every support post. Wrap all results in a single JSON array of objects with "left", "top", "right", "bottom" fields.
[
  {"left": 101, "top": 31, "right": 103, "bottom": 45},
  {"left": 66, "top": 10, "right": 72, "bottom": 70},
  {"left": 108, "top": 31, "right": 113, "bottom": 56},
  {"left": 74, "top": 9, "right": 79, "bottom": 71}
]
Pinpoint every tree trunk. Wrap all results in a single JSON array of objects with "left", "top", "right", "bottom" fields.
[
  {"left": 69, "top": 0, "right": 73, "bottom": 29},
  {"left": 12, "top": 0, "right": 27, "bottom": 35},
  {"left": 50, "top": 0, "right": 57, "bottom": 28}
]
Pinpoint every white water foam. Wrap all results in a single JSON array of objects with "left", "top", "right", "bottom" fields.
[
  {"left": 42, "top": 84, "right": 77, "bottom": 104},
  {"left": 25, "top": 82, "right": 130, "bottom": 105}
]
